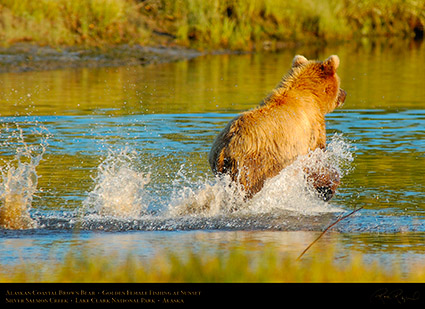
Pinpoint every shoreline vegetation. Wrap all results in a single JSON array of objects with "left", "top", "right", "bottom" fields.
[{"left": 0, "top": 0, "right": 424, "bottom": 72}]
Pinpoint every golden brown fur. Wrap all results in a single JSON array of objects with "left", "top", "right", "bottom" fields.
[{"left": 209, "top": 55, "right": 346, "bottom": 200}]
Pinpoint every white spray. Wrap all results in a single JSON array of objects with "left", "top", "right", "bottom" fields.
[{"left": 0, "top": 125, "right": 49, "bottom": 229}]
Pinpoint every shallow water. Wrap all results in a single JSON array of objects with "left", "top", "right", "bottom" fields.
[{"left": 0, "top": 40, "right": 424, "bottom": 274}]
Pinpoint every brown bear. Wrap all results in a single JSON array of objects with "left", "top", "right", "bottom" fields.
[{"left": 209, "top": 55, "right": 346, "bottom": 201}]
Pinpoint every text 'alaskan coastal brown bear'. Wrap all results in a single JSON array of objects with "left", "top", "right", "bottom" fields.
[{"left": 209, "top": 55, "right": 346, "bottom": 201}]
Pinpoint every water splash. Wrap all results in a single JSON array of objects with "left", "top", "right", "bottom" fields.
[
  {"left": 168, "top": 173, "right": 246, "bottom": 217},
  {"left": 0, "top": 125, "right": 49, "bottom": 229},
  {"left": 169, "top": 134, "right": 354, "bottom": 217},
  {"left": 247, "top": 134, "right": 354, "bottom": 214},
  {"left": 82, "top": 148, "right": 151, "bottom": 219},
  {"left": 70, "top": 134, "right": 354, "bottom": 231}
]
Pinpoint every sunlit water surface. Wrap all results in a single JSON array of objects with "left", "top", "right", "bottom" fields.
[{"left": 1, "top": 41, "right": 424, "bottom": 275}]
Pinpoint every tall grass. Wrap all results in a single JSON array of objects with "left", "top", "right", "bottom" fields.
[
  {"left": 1, "top": 246, "right": 425, "bottom": 283},
  {"left": 0, "top": 0, "right": 149, "bottom": 46},
  {"left": 145, "top": 0, "right": 354, "bottom": 50},
  {"left": 150, "top": 0, "right": 425, "bottom": 49},
  {"left": 0, "top": 0, "right": 424, "bottom": 50}
]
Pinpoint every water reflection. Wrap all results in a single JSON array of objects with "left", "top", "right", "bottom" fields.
[
  {"left": 1, "top": 40, "right": 423, "bottom": 116},
  {"left": 1, "top": 229, "right": 424, "bottom": 276},
  {"left": 0, "top": 230, "right": 334, "bottom": 267}
]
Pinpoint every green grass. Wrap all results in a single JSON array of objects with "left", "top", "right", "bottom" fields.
[
  {"left": 0, "top": 0, "right": 149, "bottom": 46},
  {"left": 0, "top": 0, "right": 424, "bottom": 50},
  {"left": 2, "top": 245, "right": 425, "bottom": 283}
]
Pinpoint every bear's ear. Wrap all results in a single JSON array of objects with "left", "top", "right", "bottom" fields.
[
  {"left": 323, "top": 55, "right": 340, "bottom": 74},
  {"left": 292, "top": 55, "right": 308, "bottom": 68}
]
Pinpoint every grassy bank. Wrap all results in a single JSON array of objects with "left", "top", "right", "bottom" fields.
[
  {"left": 0, "top": 0, "right": 424, "bottom": 51},
  {"left": 1, "top": 246, "right": 425, "bottom": 282}
]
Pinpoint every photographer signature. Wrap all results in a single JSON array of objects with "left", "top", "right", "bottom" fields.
[{"left": 371, "top": 288, "right": 420, "bottom": 304}]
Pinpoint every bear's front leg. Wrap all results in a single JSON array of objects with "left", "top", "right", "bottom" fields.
[{"left": 304, "top": 165, "right": 340, "bottom": 201}]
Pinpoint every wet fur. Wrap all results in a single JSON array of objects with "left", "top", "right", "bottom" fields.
[{"left": 209, "top": 55, "right": 346, "bottom": 200}]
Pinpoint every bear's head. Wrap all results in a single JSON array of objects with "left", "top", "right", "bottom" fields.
[{"left": 291, "top": 55, "right": 346, "bottom": 114}]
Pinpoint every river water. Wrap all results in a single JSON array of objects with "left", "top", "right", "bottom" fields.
[{"left": 0, "top": 40, "right": 424, "bottom": 276}]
